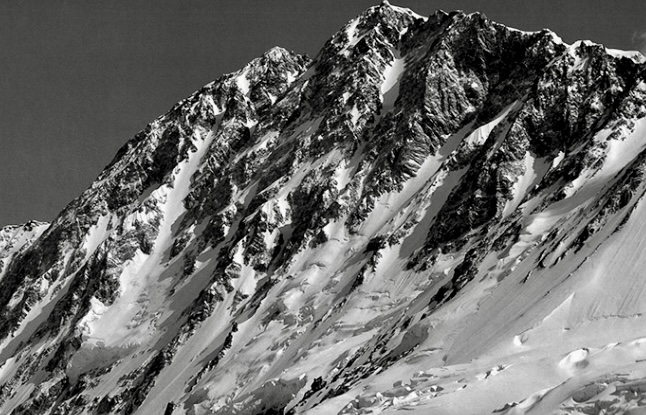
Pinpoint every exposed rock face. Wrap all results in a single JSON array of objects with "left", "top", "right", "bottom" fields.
[{"left": 1, "top": 4, "right": 646, "bottom": 414}]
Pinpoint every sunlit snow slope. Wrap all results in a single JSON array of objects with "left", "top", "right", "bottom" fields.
[{"left": 1, "top": 3, "right": 646, "bottom": 414}]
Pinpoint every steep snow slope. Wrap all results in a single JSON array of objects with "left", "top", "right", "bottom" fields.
[{"left": 1, "top": 3, "right": 646, "bottom": 415}]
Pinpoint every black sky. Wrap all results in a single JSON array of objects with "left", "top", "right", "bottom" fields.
[{"left": 1, "top": 0, "right": 645, "bottom": 226}]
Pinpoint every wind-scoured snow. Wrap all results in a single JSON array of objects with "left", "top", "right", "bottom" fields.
[
  {"left": 0, "top": 221, "right": 49, "bottom": 280},
  {"left": 79, "top": 129, "right": 215, "bottom": 348},
  {"left": 388, "top": 3, "right": 427, "bottom": 22},
  {"left": 236, "top": 71, "right": 251, "bottom": 95},
  {"left": 345, "top": 18, "right": 361, "bottom": 47},
  {"left": 502, "top": 152, "right": 551, "bottom": 217},
  {"left": 563, "top": 119, "right": 646, "bottom": 201},
  {"left": 606, "top": 47, "right": 646, "bottom": 63},
  {"left": 380, "top": 52, "right": 405, "bottom": 111},
  {"left": 349, "top": 105, "right": 361, "bottom": 126},
  {"left": 464, "top": 101, "right": 517, "bottom": 148}
]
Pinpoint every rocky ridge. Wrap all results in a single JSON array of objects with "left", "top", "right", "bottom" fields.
[{"left": 1, "top": 3, "right": 646, "bottom": 414}]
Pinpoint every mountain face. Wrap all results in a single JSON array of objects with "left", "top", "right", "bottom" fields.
[{"left": 2, "top": 3, "right": 646, "bottom": 414}]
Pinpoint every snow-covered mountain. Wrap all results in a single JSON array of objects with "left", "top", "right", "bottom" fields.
[{"left": 2, "top": 3, "right": 646, "bottom": 414}]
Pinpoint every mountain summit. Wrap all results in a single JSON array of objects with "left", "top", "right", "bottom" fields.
[{"left": 1, "top": 4, "right": 646, "bottom": 414}]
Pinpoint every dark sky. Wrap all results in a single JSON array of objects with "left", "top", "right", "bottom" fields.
[{"left": 1, "top": 1, "right": 645, "bottom": 227}]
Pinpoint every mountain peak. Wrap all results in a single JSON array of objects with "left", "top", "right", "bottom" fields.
[
  {"left": 261, "top": 46, "right": 299, "bottom": 62},
  {"left": 352, "top": 0, "right": 425, "bottom": 29}
]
